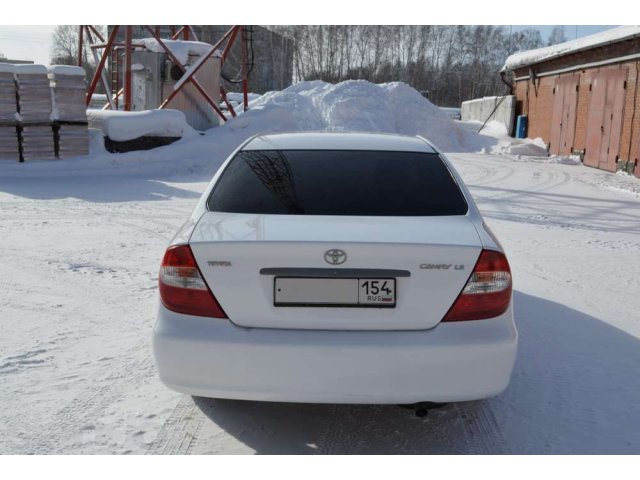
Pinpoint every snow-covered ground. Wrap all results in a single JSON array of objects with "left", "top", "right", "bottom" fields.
[{"left": 1, "top": 81, "right": 639, "bottom": 454}]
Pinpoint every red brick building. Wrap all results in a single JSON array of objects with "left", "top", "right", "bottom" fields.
[{"left": 502, "top": 26, "right": 640, "bottom": 178}]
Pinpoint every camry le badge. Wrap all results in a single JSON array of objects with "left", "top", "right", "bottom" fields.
[{"left": 324, "top": 249, "right": 347, "bottom": 265}]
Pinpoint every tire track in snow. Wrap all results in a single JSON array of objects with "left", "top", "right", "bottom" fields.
[
  {"left": 21, "top": 342, "right": 153, "bottom": 454},
  {"left": 148, "top": 399, "right": 509, "bottom": 454},
  {"left": 146, "top": 395, "right": 204, "bottom": 454},
  {"left": 25, "top": 383, "right": 113, "bottom": 454},
  {"left": 454, "top": 401, "right": 510, "bottom": 454}
]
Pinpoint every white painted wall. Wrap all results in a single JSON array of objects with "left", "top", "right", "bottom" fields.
[{"left": 461, "top": 95, "right": 516, "bottom": 134}]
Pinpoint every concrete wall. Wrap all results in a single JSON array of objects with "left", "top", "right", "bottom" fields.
[{"left": 461, "top": 95, "right": 516, "bottom": 134}]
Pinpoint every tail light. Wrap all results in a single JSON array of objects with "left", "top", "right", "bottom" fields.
[
  {"left": 443, "top": 249, "right": 512, "bottom": 322},
  {"left": 159, "top": 245, "right": 227, "bottom": 318}
]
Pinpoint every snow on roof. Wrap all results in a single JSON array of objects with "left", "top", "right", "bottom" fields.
[
  {"left": 136, "top": 38, "right": 214, "bottom": 65},
  {"left": 48, "top": 65, "right": 86, "bottom": 77},
  {"left": 13, "top": 64, "right": 48, "bottom": 75},
  {"left": 0, "top": 63, "right": 17, "bottom": 74},
  {"left": 502, "top": 25, "right": 640, "bottom": 72}
]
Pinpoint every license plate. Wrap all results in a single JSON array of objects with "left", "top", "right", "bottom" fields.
[{"left": 274, "top": 277, "right": 396, "bottom": 307}]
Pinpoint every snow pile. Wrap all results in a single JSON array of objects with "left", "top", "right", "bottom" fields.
[
  {"left": 504, "top": 138, "right": 549, "bottom": 157},
  {"left": 224, "top": 91, "right": 261, "bottom": 104},
  {"left": 87, "top": 109, "right": 197, "bottom": 141},
  {"left": 239, "top": 80, "right": 482, "bottom": 152},
  {"left": 468, "top": 120, "right": 548, "bottom": 157},
  {"left": 137, "top": 39, "right": 213, "bottom": 65},
  {"left": 500, "top": 138, "right": 548, "bottom": 157},
  {"left": 549, "top": 155, "right": 582, "bottom": 165},
  {"left": 439, "top": 107, "right": 461, "bottom": 119},
  {"left": 502, "top": 25, "right": 640, "bottom": 71}
]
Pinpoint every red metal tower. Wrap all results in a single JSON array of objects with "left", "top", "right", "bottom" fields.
[{"left": 78, "top": 25, "right": 250, "bottom": 121}]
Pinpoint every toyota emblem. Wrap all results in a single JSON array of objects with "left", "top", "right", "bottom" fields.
[{"left": 324, "top": 249, "right": 347, "bottom": 265}]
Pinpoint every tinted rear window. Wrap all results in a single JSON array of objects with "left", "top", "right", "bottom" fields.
[{"left": 207, "top": 150, "right": 468, "bottom": 216}]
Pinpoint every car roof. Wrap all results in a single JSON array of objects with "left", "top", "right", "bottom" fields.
[{"left": 242, "top": 132, "right": 438, "bottom": 153}]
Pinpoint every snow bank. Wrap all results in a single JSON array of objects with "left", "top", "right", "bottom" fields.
[
  {"left": 238, "top": 80, "right": 484, "bottom": 152},
  {"left": 48, "top": 65, "right": 86, "bottom": 77},
  {"left": 86, "top": 109, "right": 196, "bottom": 141},
  {"left": 470, "top": 120, "right": 549, "bottom": 157},
  {"left": 2, "top": 80, "right": 505, "bottom": 173},
  {"left": 502, "top": 25, "right": 640, "bottom": 71},
  {"left": 225, "top": 92, "right": 261, "bottom": 104},
  {"left": 137, "top": 38, "right": 213, "bottom": 65},
  {"left": 500, "top": 138, "right": 548, "bottom": 156}
]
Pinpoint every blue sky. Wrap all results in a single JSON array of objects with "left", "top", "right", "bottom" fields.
[
  {"left": 513, "top": 25, "right": 617, "bottom": 40},
  {"left": 0, "top": 25, "right": 621, "bottom": 66}
]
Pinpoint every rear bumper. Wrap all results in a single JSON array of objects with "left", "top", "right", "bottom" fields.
[{"left": 153, "top": 304, "right": 518, "bottom": 404}]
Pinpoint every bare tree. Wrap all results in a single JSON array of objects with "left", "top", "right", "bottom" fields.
[
  {"left": 51, "top": 25, "right": 81, "bottom": 65},
  {"left": 548, "top": 26, "right": 567, "bottom": 46},
  {"left": 50, "top": 25, "right": 105, "bottom": 82}
]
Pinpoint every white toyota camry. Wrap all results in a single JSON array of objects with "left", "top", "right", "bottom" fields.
[{"left": 153, "top": 132, "right": 517, "bottom": 404}]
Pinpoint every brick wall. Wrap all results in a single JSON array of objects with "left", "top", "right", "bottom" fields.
[
  {"left": 511, "top": 38, "right": 640, "bottom": 178},
  {"left": 514, "top": 76, "right": 554, "bottom": 141}
]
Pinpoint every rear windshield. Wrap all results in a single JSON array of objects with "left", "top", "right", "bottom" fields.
[{"left": 207, "top": 149, "right": 468, "bottom": 216}]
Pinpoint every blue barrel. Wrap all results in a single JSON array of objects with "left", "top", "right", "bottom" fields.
[{"left": 515, "top": 115, "right": 528, "bottom": 139}]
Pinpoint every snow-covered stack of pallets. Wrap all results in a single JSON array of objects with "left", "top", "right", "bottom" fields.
[
  {"left": 0, "top": 64, "right": 19, "bottom": 161},
  {"left": 15, "top": 64, "right": 55, "bottom": 161},
  {"left": 49, "top": 65, "right": 89, "bottom": 158}
]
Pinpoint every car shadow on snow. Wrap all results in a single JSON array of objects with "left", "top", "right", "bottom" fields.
[{"left": 190, "top": 291, "right": 640, "bottom": 454}]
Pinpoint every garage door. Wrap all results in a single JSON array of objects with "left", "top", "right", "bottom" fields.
[
  {"left": 584, "top": 69, "right": 628, "bottom": 172},
  {"left": 549, "top": 74, "right": 579, "bottom": 156}
]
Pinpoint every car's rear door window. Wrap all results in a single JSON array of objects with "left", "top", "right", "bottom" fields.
[{"left": 207, "top": 149, "right": 468, "bottom": 216}]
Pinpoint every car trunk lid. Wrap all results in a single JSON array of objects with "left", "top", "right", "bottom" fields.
[{"left": 189, "top": 212, "right": 482, "bottom": 330}]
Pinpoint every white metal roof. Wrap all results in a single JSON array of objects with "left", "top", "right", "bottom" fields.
[
  {"left": 502, "top": 25, "right": 640, "bottom": 72},
  {"left": 243, "top": 132, "right": 438, "bottom": 153}
]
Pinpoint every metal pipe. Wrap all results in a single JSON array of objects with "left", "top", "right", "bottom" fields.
[
  {"left": 77, "top": 25, "right": 84, "bottom": 67},
  {"left": 124, "top": 26, "right": 133, "bottom": 111},
  {"left": 87, "top": 25, "right": 105, "bottom": 43},
  {"left": 171, "top": 26, "right": 186, "bottom": 40},
  {"left": 188, "top": 26, "right": 199, "bottom": 42},
  {"left": 221, "top": 26, "right": 241, "bottom": 64},
  {"left": 500, "top": 71, "right": 513, "bottom": 93},
  {"left": 84, "top": 27, "right": 116, "bottom": 111},
  {"left": 220, "top": 86, "right": 237, "bottom": 117},
  {"left": 86, "top": 26, "right": 119, "bottom": 107},
  {"left": 102, "top": 88, "right": 123, "bottom": 110},
  {"left": 172, "top": 25, "right": 237, "bottom": 92},
  {"left": 241, "top": 27, "right": 249, "bottom": 111}
]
